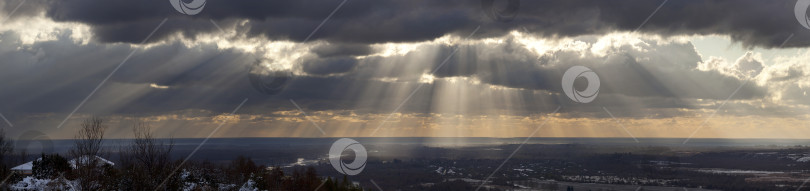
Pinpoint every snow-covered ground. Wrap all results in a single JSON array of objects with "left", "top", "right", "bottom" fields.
[
  {"left": 10, "top": 176, "right": 77, "bottom": 191},
  {"left": 797, "top": 156, "right": 810, "bottom": 162},
  {"left": 693, "top": 168, "right": 784, "bottom": 175}
]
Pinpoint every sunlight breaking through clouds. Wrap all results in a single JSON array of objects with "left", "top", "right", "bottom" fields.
[{"left": 0, "top": 0, "right": 808, "bottom": 140}]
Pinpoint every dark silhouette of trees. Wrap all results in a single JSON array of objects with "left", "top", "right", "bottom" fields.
[
  {"left": 118, "top": 122, "right": 179, "bottom": 190},
  {"left": 0, "top": 128, "right": 13, "bottom": 189},
  {"left": 259, "top": 165, "right": 286, "bottom": 190},
  {"left": 428, "top": 180, "right": 474, "bottom": 191},
  {"left": 32, "top": 154, "right": 70, "bottom": 179},
  {"left": 0, "top": 129, "right": 13, "bottom": 166},
  {"left": 230, "top": 155, "right": 262, "bottom": 184},
  {"left": 26, "top": 119, "right": 366, "bottom": 190}
]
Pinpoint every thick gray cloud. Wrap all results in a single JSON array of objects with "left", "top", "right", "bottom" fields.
[
  {"left": 4, "top": 0, "right": 803, "bottom": 48},
  {"left": 0, "top": 24, "right": 788, "bottom": 122}
]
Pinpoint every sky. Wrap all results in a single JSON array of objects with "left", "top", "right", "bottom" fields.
[{"left": 1, "top": 0, "right": 810, "bottom": 140}]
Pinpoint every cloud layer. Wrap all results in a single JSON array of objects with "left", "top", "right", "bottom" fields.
[
  {"left": 0, "top": 0, "right": 804, "bottom": 47},
  {"left": 0, "top": 0, "right": 808, "bottom": 138}
]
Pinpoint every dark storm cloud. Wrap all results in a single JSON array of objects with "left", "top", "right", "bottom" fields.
[
  {"left": 300, "top": 56, "right": 358, "bottom": 75},
  {"left": 310, "top": 43, "right": 373, "bottom": 58},
  {"left": 0, "top": 29, "right": 419, "bottom": 115},
  {"left": 0, "top": 0, "right": 803, "bottom": 122},
  {"left": 16, "top": 0, "right": 807, "bottom": 48}
]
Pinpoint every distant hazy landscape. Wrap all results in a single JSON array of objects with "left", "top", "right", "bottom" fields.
[{"left": 14, "top": 137, "right": 810, "bottom": 190}]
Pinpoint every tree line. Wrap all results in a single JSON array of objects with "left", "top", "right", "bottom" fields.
[{"left": 0, "top": 117, "right": 364, "bottom": 190}]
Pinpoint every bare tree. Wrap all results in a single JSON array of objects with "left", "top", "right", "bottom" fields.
[
  {"left": 131, "top": 122, "right": 173, "bottom": 171},
  {"left": 69, "top": 117, "right": 108, "bottom": 190},
  {"left": 69, "top": 117, "right": 107, "bottom": 160},
  {"left": 120, "top": 122, "right": 177, "bottom": 190}
]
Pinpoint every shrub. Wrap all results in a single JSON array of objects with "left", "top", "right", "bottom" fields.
[{"left": 32, "top": 153, "right": 70, "bottom": 179}]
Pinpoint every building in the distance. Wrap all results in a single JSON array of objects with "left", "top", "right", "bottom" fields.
[
  {"left": 10, "top": 161, "right": 34, "bottom": 175},
  {"left": 10, "top": 155, "right": 114, "bottom": 176}
]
